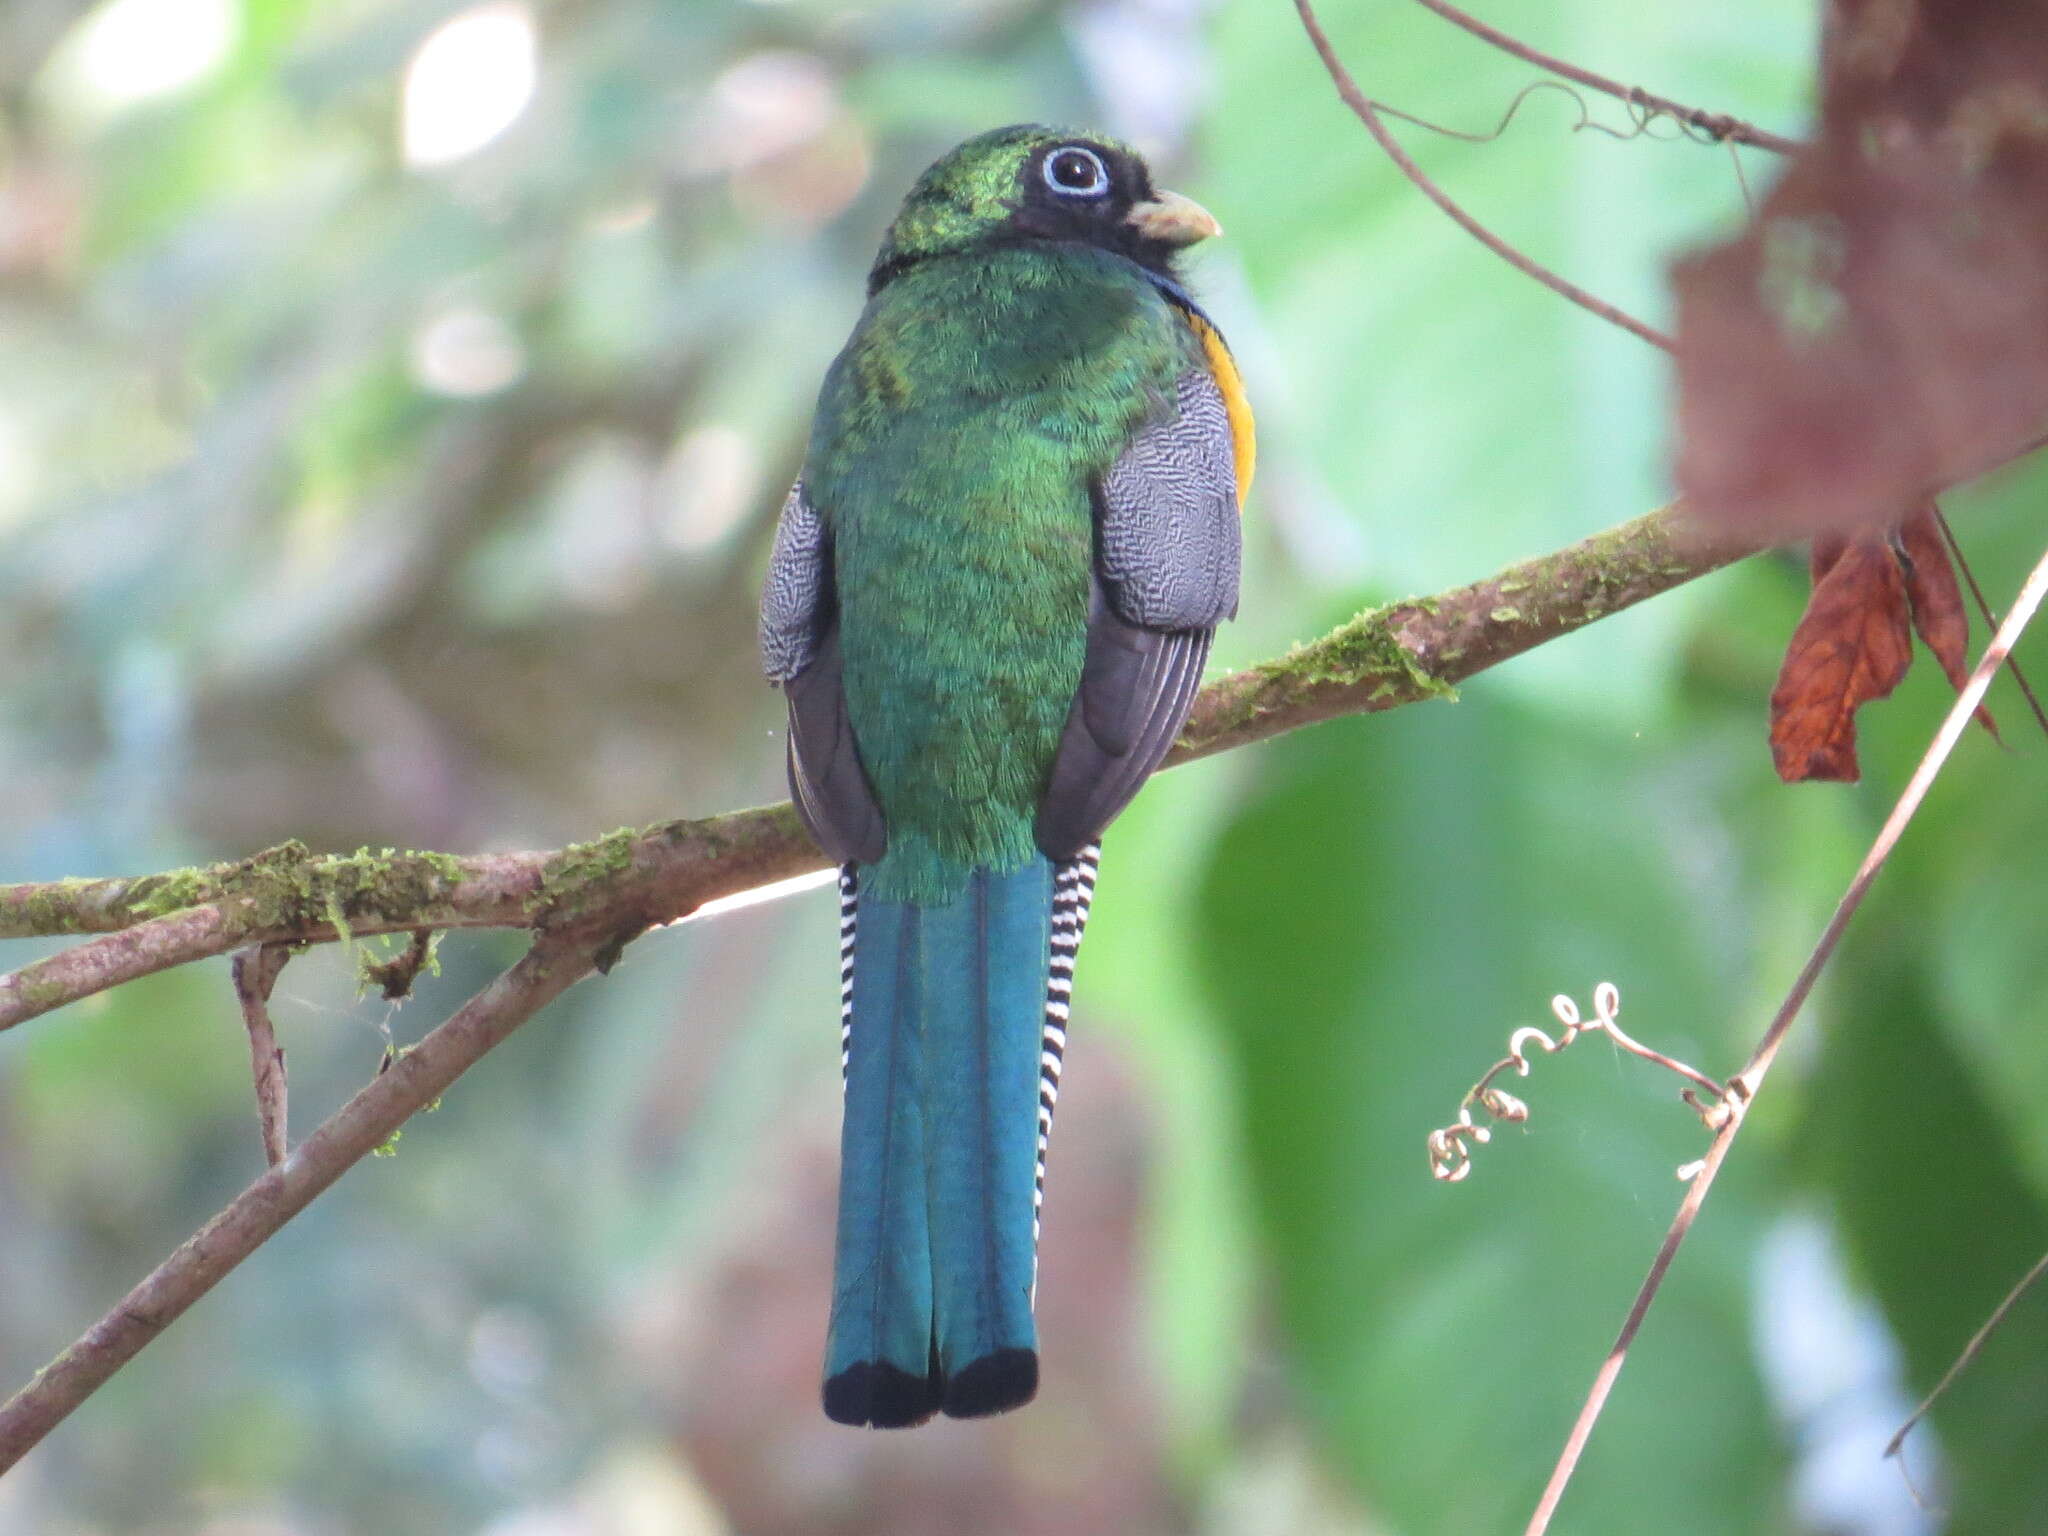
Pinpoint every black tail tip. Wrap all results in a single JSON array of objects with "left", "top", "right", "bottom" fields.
[
  {"left": 823, "top": 1361, "right": 942, "bottom": 1429},
  {"left": 942, "top": 1348, "right": 1038, "bottom": 1419}
]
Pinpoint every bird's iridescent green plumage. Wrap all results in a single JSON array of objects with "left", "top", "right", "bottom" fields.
[
  {"left": 764, "top": 123, "right": 1245, "bottom": 1426},
  {"left": 810, "top": 233, "right": 1202, "bottom": 904}
]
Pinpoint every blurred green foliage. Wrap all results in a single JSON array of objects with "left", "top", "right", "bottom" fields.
[{"left": 3, "top": 0, "right": 2046, "bottom": 1532}]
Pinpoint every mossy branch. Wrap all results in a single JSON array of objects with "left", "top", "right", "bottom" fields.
[
  {"left": 1172, "top": 499, "right": 1751, "bottom": 760},
  {"left": 0, "top": 499, "right": 1757, "bottom": 1035}
]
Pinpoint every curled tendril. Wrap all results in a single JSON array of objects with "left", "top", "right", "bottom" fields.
[
  {"left": 1428, "top": 983, "right": 1732, "bottom": 1184},
  {"left": 1369, "top": 78, "right": 1753, "bottom": 152}
]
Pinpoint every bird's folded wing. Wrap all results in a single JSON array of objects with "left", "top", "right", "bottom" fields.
[
  {"left": 1036, "top": 365, "right": 1242, "bottom": 857},
  {"left": 761, "top": 481, "right": 887, "bottom": 863}
]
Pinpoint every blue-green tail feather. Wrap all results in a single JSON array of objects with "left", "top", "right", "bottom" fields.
[
  {"left": 824, "top": 872, "right": 941, "bottom": 1427},
  {"left": 824, "top": 858, "right": 1064, "bottom": 1426},
  {"left": 925, "top": 860, "right": 1052, "bottom": 1416}
]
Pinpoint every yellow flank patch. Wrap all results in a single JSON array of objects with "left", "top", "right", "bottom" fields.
[{"left": 1185, "top": 310, "right": 1256, "bottom": 510}]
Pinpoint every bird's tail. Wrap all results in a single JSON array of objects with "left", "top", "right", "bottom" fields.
[{"left": 822, "top": 849, "right": 1098, "bottom": 1428}]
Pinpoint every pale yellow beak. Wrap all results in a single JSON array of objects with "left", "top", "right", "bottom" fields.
[{"left": 1125, "top": 189, "right": 1222, "bottom": 247}]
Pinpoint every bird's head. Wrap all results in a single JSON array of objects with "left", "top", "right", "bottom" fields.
[{"left": 868, "top": 124, "right": 1220, "bottom": 293}]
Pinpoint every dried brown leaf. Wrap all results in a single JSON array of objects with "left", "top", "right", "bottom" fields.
[
  {"left": 1899, "top": 506, "right": 2002, "bottom": 741},
  {"left": 1770, "top": 537, "right": 1914, "bottom": 782},
  {"left": 1810, "top": 531, "right": 1850, "bottom": 585}
]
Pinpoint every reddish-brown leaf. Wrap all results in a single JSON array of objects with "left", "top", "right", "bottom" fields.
[
  {"left": 1770, "top": 537, "right": 1914, "bottom": 782},
  {"left": 1674, "top": 0, "right": 2048, "bottom": 535},
  {"left": 1898, "top": 505, "right": 2001, "bottom": 740},
  {"left": 1810, "top": 531, "right": 1849, "bottom": 586}
]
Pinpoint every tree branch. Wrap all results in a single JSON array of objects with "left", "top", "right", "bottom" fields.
[
  {"left": 0, "top": 805, "right": 820, "bottom": 1029},
  {"left": 0, "top": 500, "right": 1762, "bottom": 1034},
  {"left": 1174, "top": 499, "right": 1750, "bottom": 759},
  {"left": 0, "top": 501, "right": 1760, "bottom": 1027},
  {"left": 0, "top": 926, "right": 601, "bottom": 1472}
]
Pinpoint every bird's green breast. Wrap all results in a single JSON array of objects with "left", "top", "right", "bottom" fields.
[{"left": 806, "top": 242, "right": 1200, "bottom": 904}]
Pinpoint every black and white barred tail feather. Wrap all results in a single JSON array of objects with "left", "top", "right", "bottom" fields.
[
  {"left": 1035, "top": 842, "right": 1100, "bottom": 1256},
  {"left": 838, "top": 864, "right": 858, "bottom": 1085}
]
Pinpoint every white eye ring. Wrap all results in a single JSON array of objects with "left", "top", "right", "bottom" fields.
[{"left": 1042, "top": 146, "right": 1110, "bottom": 198}]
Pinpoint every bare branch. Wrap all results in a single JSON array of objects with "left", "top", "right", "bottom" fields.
[
  {"left": 0, "top": 501, "right": 1764, "bottom": 1034},
  {"left": 1525, "top": 538, "right": 2048, "bottom": 1536},
  {"left": 1886, "top": 1249, "right": 2048, "bottom": 1466},
  {"left": 0, "top": 927, "right": 599, "bottom": 1472},
  {"left": 1294, "top": 0, "right": 1677, "bottom": 353},
  {"left": 1408, "top": 0, "right": 1803, "bottom": 154},
  {"left": 231, "top": 945, "right": 292, "bottom": 1168}
]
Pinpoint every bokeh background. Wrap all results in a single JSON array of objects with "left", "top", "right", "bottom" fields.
[{"left": 3, "top": 0, "right": 2046, "bottom": 1531}]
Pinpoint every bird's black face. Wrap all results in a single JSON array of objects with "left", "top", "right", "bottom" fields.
[{"left": 1008, "top": 139, "right": 1181, "bottom": 276}]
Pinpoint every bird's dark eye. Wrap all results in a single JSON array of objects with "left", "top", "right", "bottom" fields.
[{"left": 1042, "top": 146, "right": 1110, "bottom": 198}]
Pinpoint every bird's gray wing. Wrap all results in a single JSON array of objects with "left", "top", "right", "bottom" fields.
[
  {"left": 1036, "top": 367, "right": 1241, "bottom": 858},
  {"left": 760, "top": 482, "right": 886, "bottom": 864}
]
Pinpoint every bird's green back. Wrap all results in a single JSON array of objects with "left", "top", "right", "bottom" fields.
[{"left": 805, "top": 240, "right": 1202, "bottom": 904}]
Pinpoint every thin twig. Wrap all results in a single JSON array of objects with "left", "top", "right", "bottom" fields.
[
  {"left": 0, "top": 928, "right": 598, "bottom": 1471},
  {"left": 1408, "top": 0, "right": 1801, "bottom": 154},
  {"left": 1525, "top": 539, "right": 2048, "bottom": 1535},
  {"left": 231, "top": 945, "right": 292, "bottom": 1168},
  {"left": 1885, "top": 1249, "right": 2048, "bottom": 1463},
  {"left": 1726, "top": 139, "right": 1756, "bottom": 217},
  {"left": 1894, "top": 1442, "right": 1941, "bottom": 1516},
  {"left": 1935, "top": 507, "right": 2048, "bottom": 741},
  {"left": 1294, "top": 0, "right": 1677, "bottom": 353}
]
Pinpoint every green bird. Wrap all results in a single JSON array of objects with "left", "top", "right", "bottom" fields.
[{"left": 760, "top": 124, "right": 1252, "bottom": 1428}]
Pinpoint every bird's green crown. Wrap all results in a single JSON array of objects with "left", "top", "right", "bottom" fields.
[{"left": 869, "top": 124, "right": 1220, "bottom": 293}]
